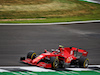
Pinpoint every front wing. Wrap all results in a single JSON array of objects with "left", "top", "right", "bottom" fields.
[{"left": 21, "top": 58, "right": 52, "bottom": 68}]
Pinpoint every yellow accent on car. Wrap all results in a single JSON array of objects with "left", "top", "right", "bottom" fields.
[
  {"left": 53, "top": 59, "right": 57, "bottom": 68},
  {"left": 53, "top": 56, "right": 59, "bottom": 68},
  {"left": 31, "top": 53, "right": 36, "bottom": 59},
  {"left": 56, "top": 56, "right": 58, "bottom": 59},
  {"left": 83, "top": 58, "right": 89, "bottom": 68}
]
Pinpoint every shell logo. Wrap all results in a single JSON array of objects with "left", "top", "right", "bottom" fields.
[
  {"left": 37, "top": 57, "right": 40, "bottom": 59},
  {"left": 66, "top": 58, "right": 70, "bottom": 63},
  {"left": 66, "top": 56, "right": 73, "bottom": 63},
  {"left": 34, "top": 56, "right": 41, "bottom": 61}
]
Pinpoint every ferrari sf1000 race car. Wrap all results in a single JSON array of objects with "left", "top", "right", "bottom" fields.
[{"left": 20, "top": 45, "right": 89, "bottom": 69}]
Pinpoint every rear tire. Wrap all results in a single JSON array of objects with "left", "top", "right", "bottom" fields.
[
  {"left": 79, "top": 56, "right": 89, "bottom": 68},
  {"left": 50, "top": 57, "right": 59, "bottom": 69},
  {"left": 27, "top": 51, "right": 36, "bottom": 60}
]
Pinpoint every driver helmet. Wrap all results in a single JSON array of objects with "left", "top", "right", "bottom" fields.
[
  {"left": 58, "top": 45, "right": 64, "bottom": 52},
  {"left": 59, "top": 45, "right": 64, "bottom": 48}
]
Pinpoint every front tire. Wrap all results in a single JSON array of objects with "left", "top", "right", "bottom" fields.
[
  {"left": 27, "top": 51, "right": 36, "bottom": 60},
  {"left": 50, "top": 57, "right": 59, "bottom": 69},
  {"left": 79, "top": 56, "right": 89, "bottom": 68}
]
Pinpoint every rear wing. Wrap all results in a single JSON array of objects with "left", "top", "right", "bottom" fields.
[
  {"left": 70, "top": 47, "right": 88, "bottom": 57},
  {"left": 64, "top": 47, "right": 88, "bottom": 57}
]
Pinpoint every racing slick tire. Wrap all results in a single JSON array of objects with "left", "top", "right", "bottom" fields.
[
  {"left": 50, "top": 57, "right": 59, "bottom": 69},
  {"left": 27, "top": 51, "right": 36, "bottom": 60},
  {"left": 79, "top": 56, "right": 89, "bottom": 68}
]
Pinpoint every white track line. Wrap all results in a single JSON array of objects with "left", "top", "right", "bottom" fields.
[
  {"left": 0, "top": 66, "right": 55, "bottom": 72},
  {"left": 94, "top": 70, "right": 100, "bottom": 73},
  {"left": 12, "top": 72, "right": 21, "bottom": 75},
  {"left": 0, "top": 65, "right": 100, "bottom": 72},
  {"left": 27, "top": 72, "right": 38, "bottom": 75},
  {"left": 20, "top": 66, "right": 55, "bottom": 72},
  {"left": 56, "top": 71, "right": 66, "bottom": 75},
  {"left": 65, "top": 68, "right": 92, "bottom": 71},
  {"left": 83, "top": 0, "right": 100, "bottom": 4},
  {"left": 0, "top": 69, "right": 10, "bottom": 72},
  {"left": 88, "top": 65, "right": 100, "bottom": 67},
  {"left": 20, "top": 72, "right": 27, "bottom": 75},
  {"left": 0, "top": 20, "right": 100, "bottom": 25},
  {"left": 71, "top": 71, "right": 80, "bottom": 75},
  {"left": 63, "top": 71, "right": 71, "bottom": 74}
]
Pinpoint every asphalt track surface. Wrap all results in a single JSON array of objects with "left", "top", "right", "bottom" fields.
[{"left": 0, "top": 23, "right": 100, "bottom": 66}]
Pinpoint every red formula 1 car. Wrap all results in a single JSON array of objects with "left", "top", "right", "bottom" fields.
[{"left": 20, "top": 45, "right": 89, "bottom": 69}]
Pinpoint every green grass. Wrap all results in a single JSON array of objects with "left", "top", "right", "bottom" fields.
[
  {"left": 0, "top": 71, "right": 100, "bottom": 75},
  {"left": 0, "top": 0, "right": 100, "bottom": 23},
  {"left": 0, "top": 15, "right": 100, "bottom": 23}
]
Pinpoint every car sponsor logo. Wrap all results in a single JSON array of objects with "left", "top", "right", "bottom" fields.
[{"left": 66, "top": 56, "right": 73, "bottom": 63}]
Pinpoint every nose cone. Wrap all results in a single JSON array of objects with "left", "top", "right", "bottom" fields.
[
  {"left": 32, "top": 55, "right": 43, "bottom": 65},
  {"left": 32, "top": 59, "right": 38, "bottom": 65},
  {"left": 32, "top": 61, "right": 37, "bottom": 65}
]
